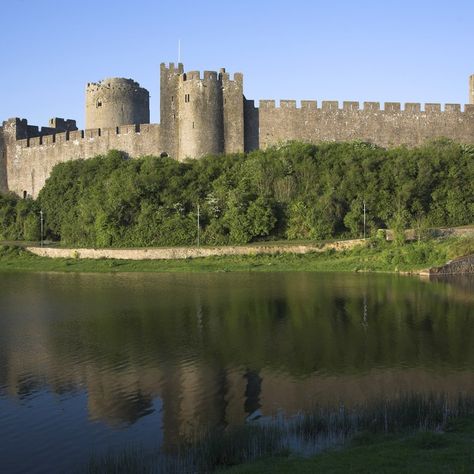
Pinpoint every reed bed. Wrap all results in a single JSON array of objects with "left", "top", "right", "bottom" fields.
[{"left": 84, "top": 393, "right": 474, "bottom": 473}]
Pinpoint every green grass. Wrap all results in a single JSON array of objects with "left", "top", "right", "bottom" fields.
[
  {"left": 220, "top": 420, "right": 474, "bottom": 473},
  {"left": 82, "top": 395, "right": 474, "bottom": 473},
  {"left": 1, "top": 237, "right": 473, "bottom": 274}
]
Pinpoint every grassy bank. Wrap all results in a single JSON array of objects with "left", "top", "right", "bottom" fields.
[
  {"left": 83, "top": 394, "right": 474, "bottom": 473},
  {"left": 1, "top": 237, "right": 474, "bottom": 274},
  {"left": 1, "top": 237, "right": 473, "bottom": 274},
  {"left": 221, "top": 419, "right": 474, "bottom": 473}
]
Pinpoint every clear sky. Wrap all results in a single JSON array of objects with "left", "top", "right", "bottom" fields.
[{"left": 1, "top": 0, "right": 473, "bottom": 128}]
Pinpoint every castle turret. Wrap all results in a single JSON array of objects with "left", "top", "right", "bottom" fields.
[
  {"left": 159, "top": 64, "right": 245, "bottom": 160},
  {"left": 178, "top": 71, "right": 224, "bottom": 159},
  {"left": 160, "top": 63, "right": 184, "bottom": 159},
  {"left": 221, "top": 69, "right": 244, "bottom": 154},
  {"left": 85, "top": 78, "right": 150, "bottom": 130},
  {"left": 470, "top": 74, "right": 474, "bottom": 105}
]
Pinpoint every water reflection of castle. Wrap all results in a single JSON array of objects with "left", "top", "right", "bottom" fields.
[
  {"left": 1, "top": 272, "right": 474, "bottom": 448},
  {"left": 5, "top": 349, "right": 474, "bottom": 449}
]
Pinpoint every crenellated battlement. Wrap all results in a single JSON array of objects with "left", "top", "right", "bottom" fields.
[
  {"left": 256, "top": 100, "right": 474, "bottom": 114},
  {"left": 181, "top": 70, "right": 220, "bottom": 81},
  {"left": 160, "top": 62, "right": 184, "bottom": 74},
  {"left": 14, "top": 123, "right": 160, "bottom": 149},
  {"left": 322, "top": 101, "right": 339, "bottom": 111},
  {"left": 86, "top": 77, "right": 144, "bottom": 92},
  {"left": 2, "top": 117, "right": 78, "bottom": 141},
  {"left": 220, "top": 69, "right": 243, "bottom": 84},
  {"left": 280, "top": 100, "right": 297, "bottom": 109},
  {"left": 180, "top": 68, "right": 243, "bottom": 85},
  {"left": 183, "top": 71, "right": 201, "bottom": 81},
  {"left": 343, "top": 102, "right": 359, "bottom": 111},
  {"left": 204, "top": 71, "right": 218, "bottom": 81}
]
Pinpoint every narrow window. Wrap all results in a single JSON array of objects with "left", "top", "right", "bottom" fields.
[
  {"left": 171, "top": 96, "right": 174, "bottom": 103},
  {"left": 192, "top": 122, "right": 195, "bottom": 129},
  {"left": 23, "top": 191, "right": 27, "bottom": 199}
]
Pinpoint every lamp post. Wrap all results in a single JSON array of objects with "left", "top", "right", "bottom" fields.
[
  {"left": 197, "top": 203, "right": 200, "bottom": 247},
  {"left": 40, "top": 210, "right": 44, "bottom": 247},
  {"left": 363, "top": 200, "right": 366, "bottom": 240}
]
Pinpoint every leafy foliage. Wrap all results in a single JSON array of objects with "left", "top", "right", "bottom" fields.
[
  {"left": 0, "top": 193, "right": 40, "bottom": 240},
  {"left": 1, "top": 140, "right": 473, "bottom": 247}
]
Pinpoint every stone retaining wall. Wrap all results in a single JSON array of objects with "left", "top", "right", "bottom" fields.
[{"left": 26, "top": 239, "right": 364, "bottom": 261}]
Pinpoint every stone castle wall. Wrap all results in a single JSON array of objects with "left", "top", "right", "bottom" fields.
[
  {"left": 0, "top": 127, "right": 7, "bottom": 193},
  {"left": 256, "top": 100, "right": 474, "bottom": 149},
  {"left": 1, "top": 63, "right": 474, "bottom": 199},
  {"left": 6, "top": 122, "right": 163, "bottom": 198}
]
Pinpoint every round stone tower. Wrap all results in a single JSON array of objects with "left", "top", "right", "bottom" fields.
[
  {"left": 85, "top": 78, "right": 150, "bottom": 130},
  {"left": 178, "top": 71, "right": 224, "bottom": 159}
]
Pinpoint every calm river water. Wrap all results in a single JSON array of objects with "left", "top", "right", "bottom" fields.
[{"left": 0, "top": 271, "right": 473, "bottom": 473}]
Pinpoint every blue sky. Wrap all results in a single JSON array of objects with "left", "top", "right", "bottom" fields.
[{"left": 1, "top": 0, "right": 473, "bottom": 128}]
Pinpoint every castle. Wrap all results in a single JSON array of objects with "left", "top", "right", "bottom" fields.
[{"left": 1, "top": 63, "right": 474, "bottom": 198}]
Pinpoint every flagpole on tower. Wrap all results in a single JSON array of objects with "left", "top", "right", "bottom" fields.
[{"left": 178, "top": 39, "right": 181, "bottom": 63}]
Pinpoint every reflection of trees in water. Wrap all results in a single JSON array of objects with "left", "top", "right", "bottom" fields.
[
  {"left": 34, "top": 274, "right": 474, "bottom": 376},
  {"left": 1, "top": 272, "right": 474, "bottom": 433}
]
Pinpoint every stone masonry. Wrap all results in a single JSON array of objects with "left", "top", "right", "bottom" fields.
[
  {"left": 1, "top": 63, "right": 474, "bottom": 198},
  {"left": 470, "top": 74, "right": 474, "bottom": 106}
]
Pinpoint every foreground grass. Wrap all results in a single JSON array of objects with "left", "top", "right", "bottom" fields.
[
  {"left": 1, "top": 237, "right": 473, "bottom": 274},
  {"left": 83, "top": 394, "right": 474, "bottom": 473},
  {"left": 221, "top": 420, "right": 474, "bottom": 474}
]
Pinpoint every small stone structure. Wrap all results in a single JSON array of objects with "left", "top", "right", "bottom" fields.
[
  {"left": 1, "top": 64, "right": 474, "bottom": 198},
  {"left": 427, "top": 255, "right": 474, "bottom": 275}
]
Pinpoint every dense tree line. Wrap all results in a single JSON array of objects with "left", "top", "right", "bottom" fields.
[{"left": 1, "top": 140, "right": 473, "bottom": 246}]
